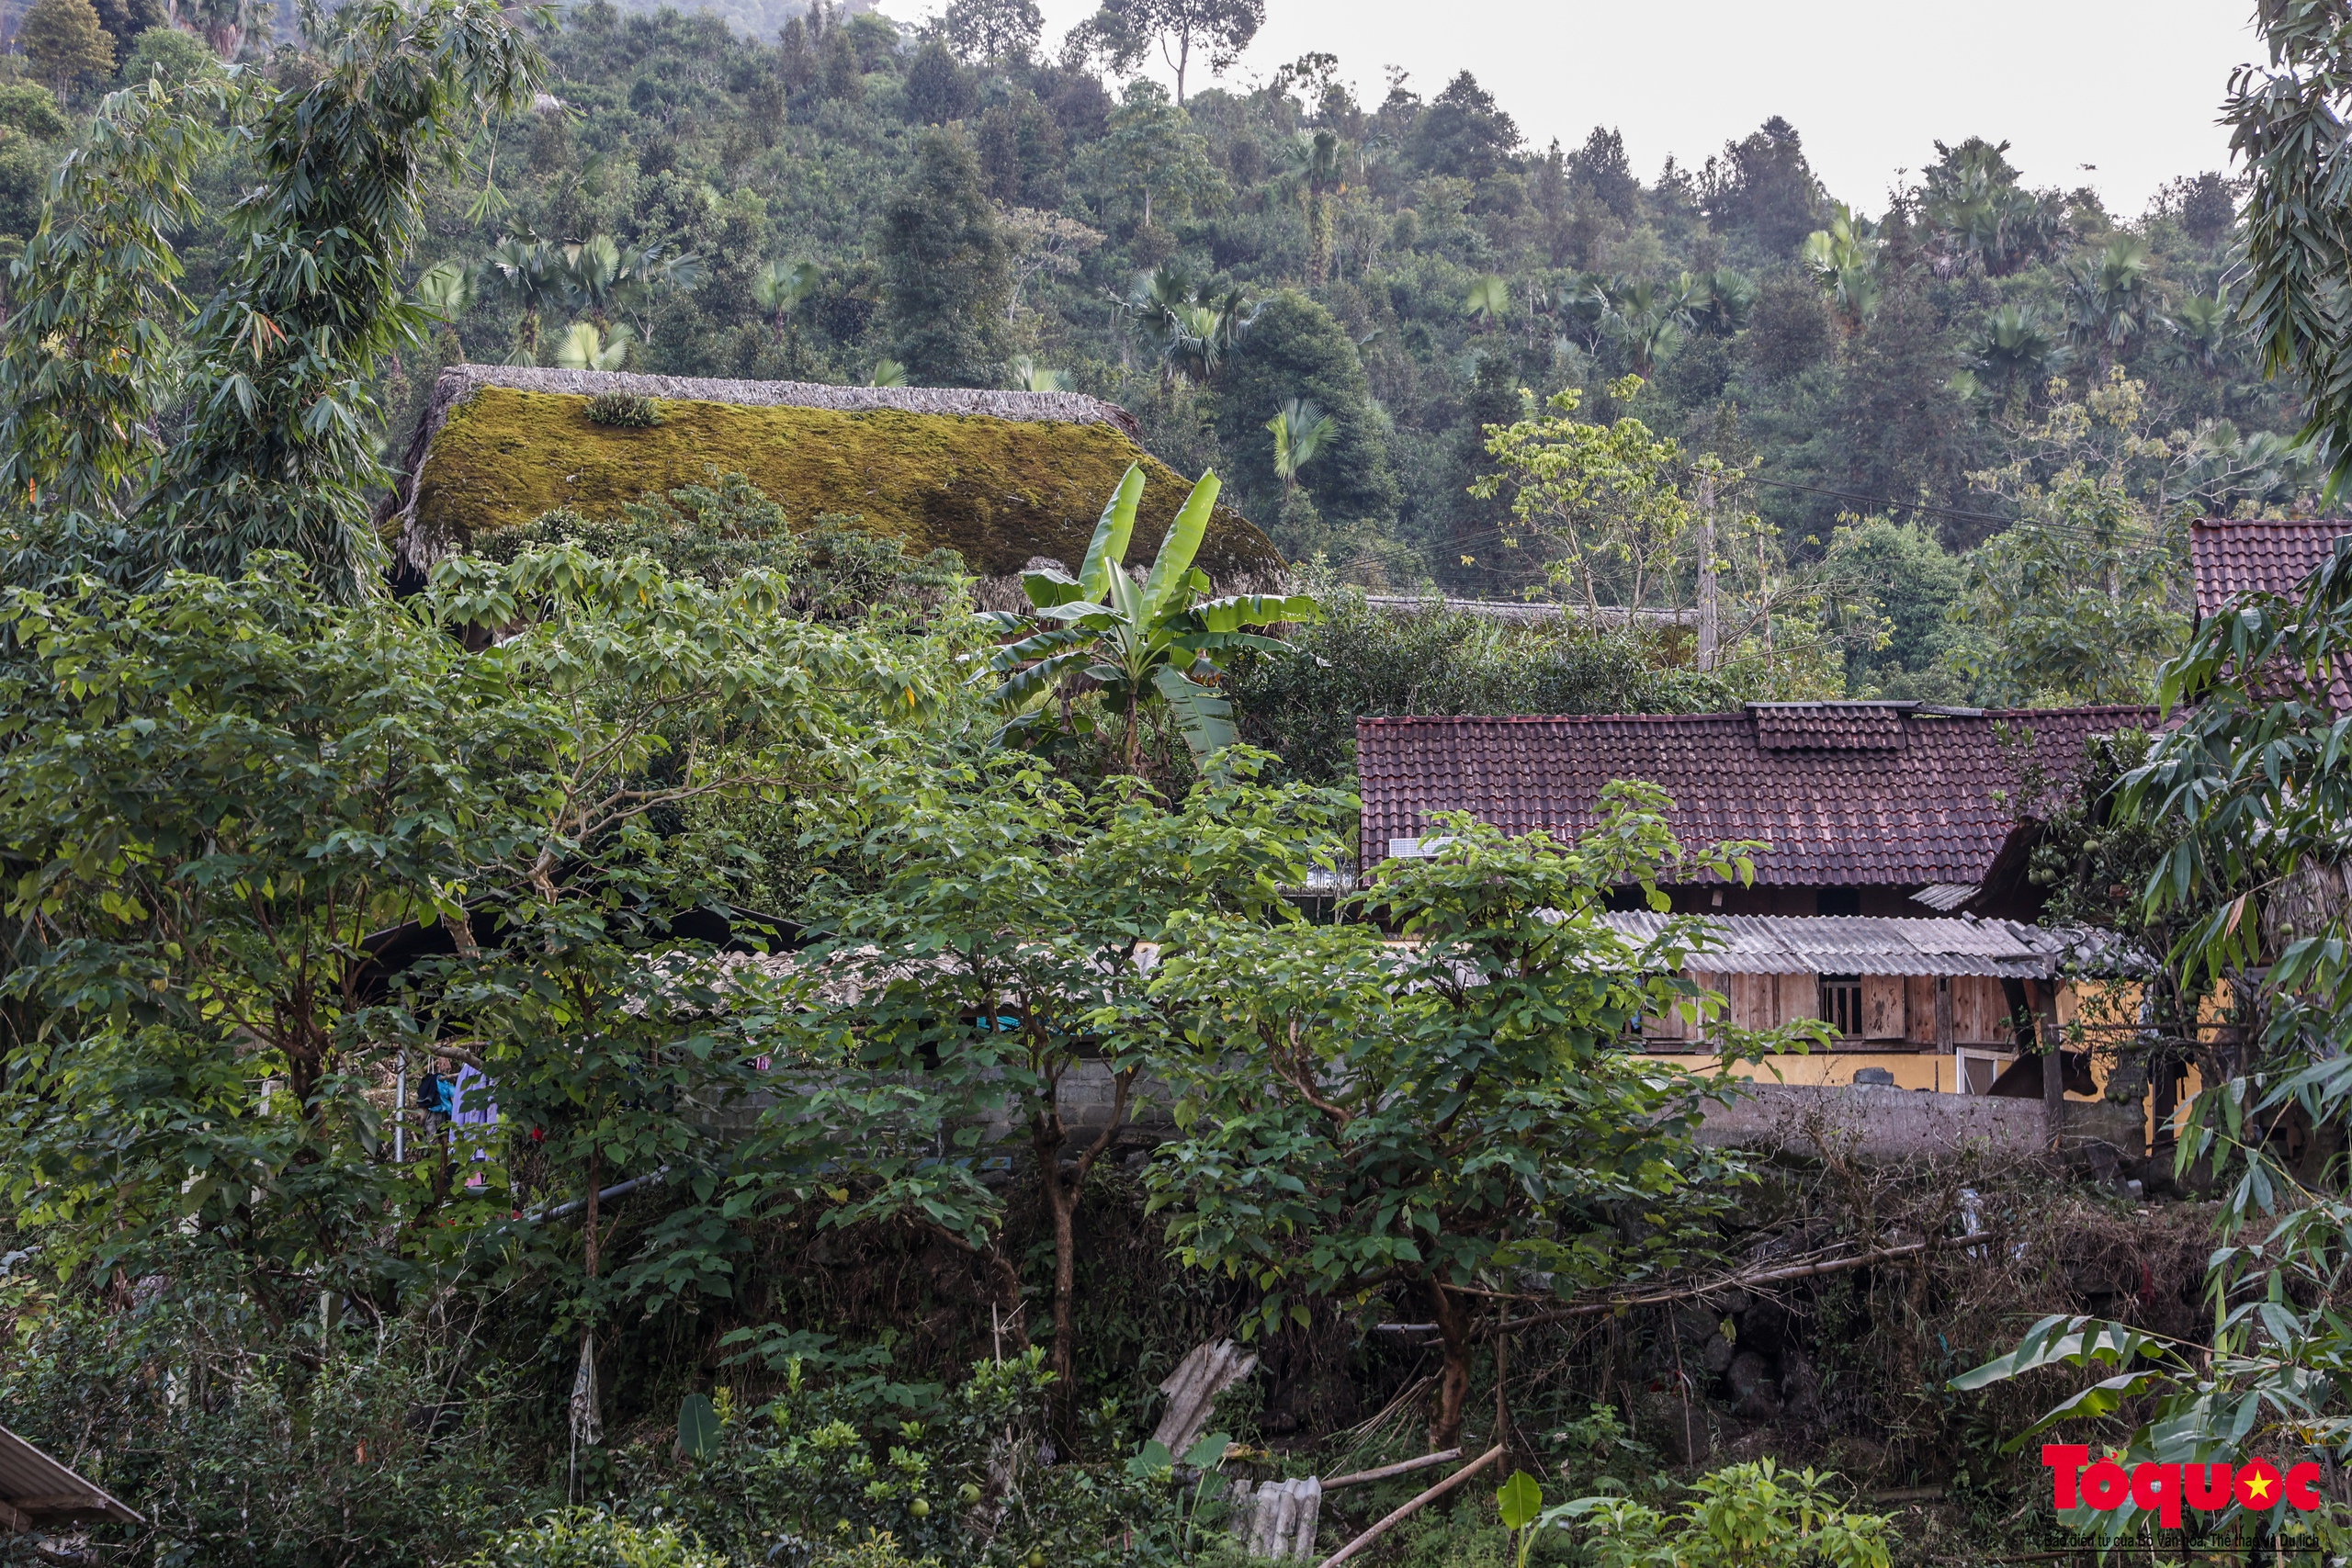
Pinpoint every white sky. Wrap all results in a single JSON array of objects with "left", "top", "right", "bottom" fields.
[{"left": 880, "top": 0, "right": 2262, "bottom": 219}]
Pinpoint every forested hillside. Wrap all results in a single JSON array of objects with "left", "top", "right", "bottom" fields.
[{"left": 0, "top": 0, "right": 2300, "bottom": 706}]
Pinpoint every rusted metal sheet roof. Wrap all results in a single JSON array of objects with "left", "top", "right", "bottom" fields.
[
  {"left": 1356, "top": 703, "right": 2154, "bottom": 884},
  {"left": 1600, "top": 911, "right": 2116, "bottom": 978},
  {"left": 0, "top": 1424, "right": 143, "bottom": 1529}
]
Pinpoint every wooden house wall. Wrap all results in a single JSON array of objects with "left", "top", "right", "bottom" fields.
[
  {"left": 1861, "top": 975, "right": 1905, "bottom": 1039},
  {"left": 1666, "top": 971, "right": 2031, "bottom": 1049},
  {"left": 1904, "top": 976, "right": 1940, "bottom": 1044}
]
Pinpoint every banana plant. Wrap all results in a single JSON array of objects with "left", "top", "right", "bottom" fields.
[{"left": 978, "top": 464, "right": 1320, "bottom": 772}]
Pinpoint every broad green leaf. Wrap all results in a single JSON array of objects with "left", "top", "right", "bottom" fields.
[
  {"left": 1497, "top": 1470, "right": 1544, "bottom": 1530},
  {"left": 1183, "top": 1431, "right": 1232, "bottom": 1469},
  {"left": 677, "top": 1392, "right": 721, "bottom": 1457},
  {"left": 1141, "top": 469, "right": 1221, "bottom": 619},
  {"left": 1079, "top": 465, "right": 1144, "bottom": 601},
  {"left": 1152, "top": 664, "right": 1238, "bottom": 761}
]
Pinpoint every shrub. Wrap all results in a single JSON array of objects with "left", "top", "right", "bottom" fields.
[
  {"left": 475, "top": 1510, "right": 725, "bottom": 1568},
  {"left": 586, "top": 391, "right": 665, "bottom": 427},
  {"left": 616, "top": 1352, "right": 1182, "bottom": 1568}
]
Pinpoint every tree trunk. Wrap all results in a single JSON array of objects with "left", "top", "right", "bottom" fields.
[
  {"left": 1426, "top": 1280, "right": 1473, "bottom": 1450},
  {"left": 1029, "top": 1060, "right": 1134, "bottom": 1430}
]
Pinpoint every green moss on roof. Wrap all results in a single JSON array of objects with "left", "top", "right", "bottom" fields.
[{"left": 411, "top": 385, "right": 1285, "bottom": 580}]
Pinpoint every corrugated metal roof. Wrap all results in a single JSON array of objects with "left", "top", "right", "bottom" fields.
[
  {"left": 1600, "top": 912, "right": 2119, "bottom": 977},
  {"left": 0, "top": 1425, "right": 143, "bottom": 1527}
]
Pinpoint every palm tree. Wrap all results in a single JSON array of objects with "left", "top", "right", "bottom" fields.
[
  {"left": 2160, "top": 290, "right": 2235, "bottom": 378},
  {"left": 561, "top": 235, "right": 702, "bottom": 343},
  {"left": 480, "top": 237, "right": 565, "bottom": 364},
  {"left": 1266, "top": 398, "right": 1336, "bottom": 497},
  {"left": 1287, "top": 129, "right": 1346, "bottom": 287},
  {"left": 870, "top": 358, "right": 909, "bottom": 387},
  {"left": 1464, "top": 275, "right": 1510, "bottom": 332},
  {"left": 1972, "top": 305, "right": 2069, "bottom": 401},
  {"left": 980, "top": 465, "right": 1320, "bottom": 772},
  {"left": 412, "top": 259, "right": 473, "bottom": 322},
  {"left": 1600, "top": 280, "right": 1687, "bottom": 375},
  {"left": 1680, "top": 268, "right": 1756, "bottom": 336},
  {"left": 1125, "top": 266, "right": 1256, "bottom": 385},
  {"left": 2066, "top": 238, "right": 2152, "bottom": 370},
  {"left": 1010, "top": 355, "right": 1073, "bottom": 392},
  {"left": 1802, "top": 203, "right": 1882, "bottom": 325},
  {"left": 553, "top": 321, "right": 630, "bottom": 371},
  {"left": 752, "top": 257, "right": 820, "bottom": 374},
  {"left": 752, "top": 258, "right": 820, "bottom": 337}
]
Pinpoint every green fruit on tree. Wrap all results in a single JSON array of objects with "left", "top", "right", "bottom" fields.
[
  {"left": 958, "top": 1483, "right": 982, "bottom": 1506},
  {"left": 1027, "top": 1551, "right": 1046, "bottom": 1567},
  {"left": 910, "top": 1499, "right": 931, "bottom": 1518}
]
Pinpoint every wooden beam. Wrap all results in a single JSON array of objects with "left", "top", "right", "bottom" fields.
[
  {"left": 1321, "top": 1449, "right": 1464, "bottom": 1490},
  {"left": 1314, "top": 1447, "right": 1505, "bottom": 1568},
  {"left": 0, "top": 1496, "right": 30, "bottom": 1533}
]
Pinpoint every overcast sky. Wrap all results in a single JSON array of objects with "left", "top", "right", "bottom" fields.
[{"left": 880, "top": 0, "right": 2261, "bottom": 218}]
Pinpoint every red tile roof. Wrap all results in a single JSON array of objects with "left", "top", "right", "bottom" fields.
[
  {"left": 2190, "top": 519, "right": 2352, "bottom": 710},
  {"left": 1356, "top": 703, "right": 2157, "bottom": 885},
  {"left": 2190, "top": 518, "right": 2352, "bottom": 619}
]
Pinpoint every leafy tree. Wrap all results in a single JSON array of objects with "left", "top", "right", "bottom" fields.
[
  {"left": 17, "top": 0, "right": 115, "bottom": 96},
  {"left": 937, "top": 0, "right": 1043, "bottom": 64},
  {"left": 1702, "top": 116, "right": 1822, "bottom": 259},
  {"left": 2225, "top": 5, "right": 2352, "bottom": 489},
  {"left": 1951, "top": 374, "right": 2192, "bottom": 704},
  {"left": 1068, "top": 0, "right": 1263, "bottom": 105},
  {"left": 1820, "top": 517, "right": 1965, "bottom": 695},
  {"left": 820, "top": 17, "right": 863, "bottom": 99},
  {"left": 1145, "top": 801, "right": 1780, "bottom": 1448},
  {"left": 976, "top": 88, "right": 1067, "bottom": 207},
  {"left": 140, "top": 0, "right": 548, "bottom": 600},
  {"left": 1470, "top": 375, "right": 1697, "bottom": 615},
  {"left": 1407, "top": 71, "right": 1520, "bottom": 182},
  {"left": 1209, "top": 289, "right": 1396, "bottom": 531},
  {"left": 1081, "top": 79, "right": 1225, "bottom": 231},
  {"left": 1817, "top": 284, "right": 1975, "bottom": 541},
  {"left": 0, "top": 81, "right": 68, "bottom": 141},
  {"left": 86, "top": 0, "right": 162, "bottom": 52},
  {"left": 778, "top": 747, "right": 1351, "bottom": 1422},
  {"left": 902, "top": 36, "right": 978, "bottom": 123},
  {"left": 0, "top": 546, "right": 932, "bottom": 1328},
  {"left": 1742, "top": 276, "right": 1833, "bottom": 382},
  {"left": 980, "top": 463, "right": 1318, "bottom": 770},
  {"left": 113, "top": 19, "right": 211, "bottom": 84},
  {"left": 1570, "top": 124, "right": 1639, "bottom": 220},
  {"left": 879, "top": 128, "right": 1012, "bottom": 387},
  {"left": 0, "top": 74, "right": 223, "bottom": 583}
]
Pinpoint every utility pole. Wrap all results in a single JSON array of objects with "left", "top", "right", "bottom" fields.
[{"left": 1696, "top": 469, "right": 1720, "bottom": 671}]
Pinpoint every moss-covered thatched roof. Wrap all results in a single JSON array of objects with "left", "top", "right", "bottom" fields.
[{"left": 383, "top": 367, "right": 1284, "bottom": 588}]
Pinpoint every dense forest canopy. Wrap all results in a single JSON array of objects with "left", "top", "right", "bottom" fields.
[{"left": 0, "top": 0, "right": 2303, "bottom": 705}]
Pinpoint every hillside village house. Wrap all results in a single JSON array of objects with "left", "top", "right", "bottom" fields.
[{"left": 1354, "top": 703, "right": 2157, "bottom": 1093}]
